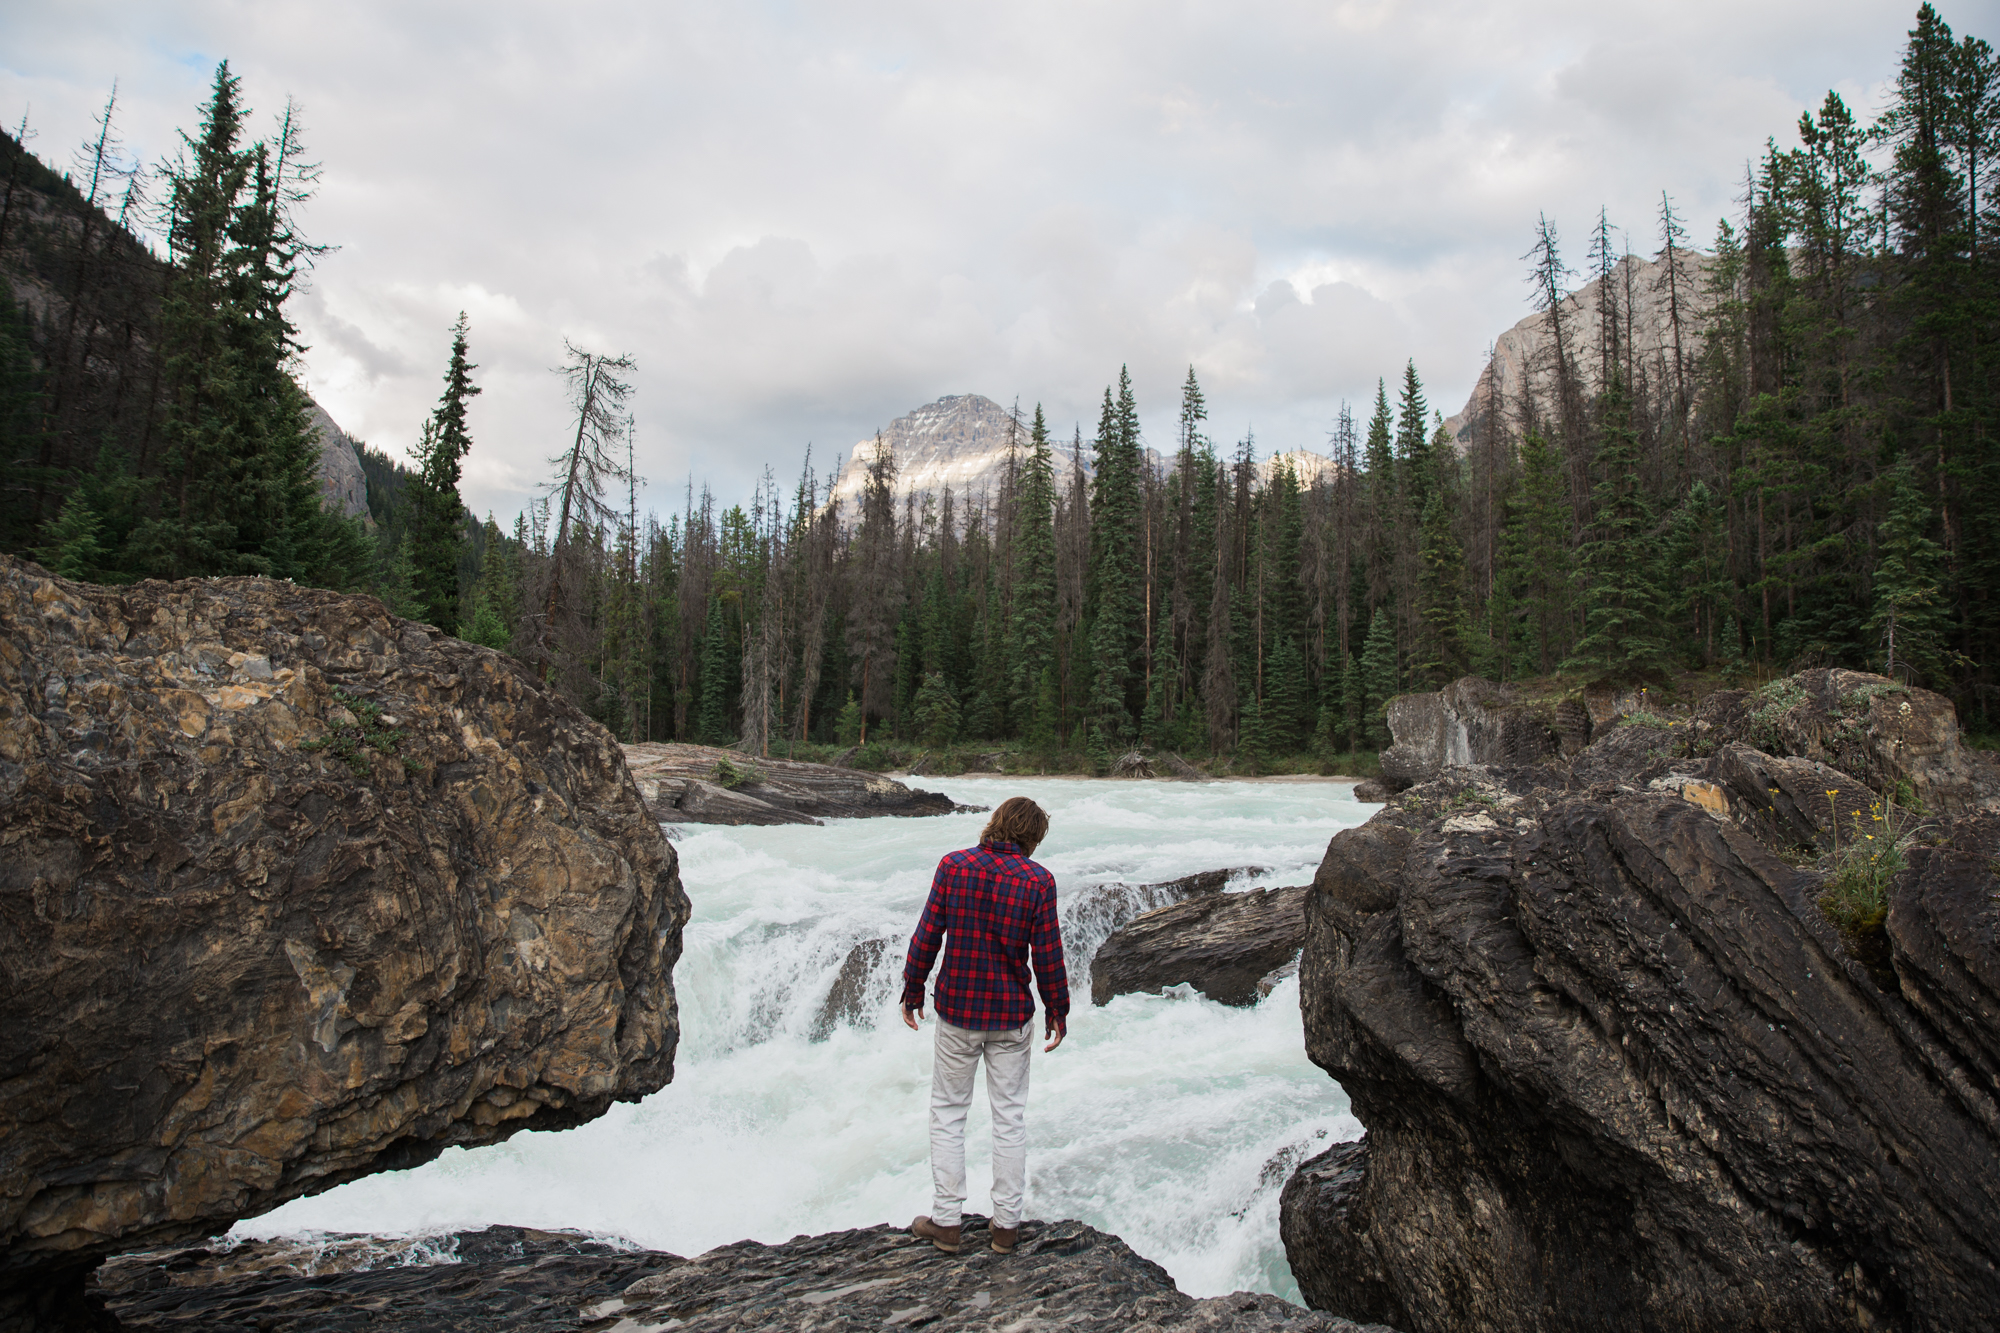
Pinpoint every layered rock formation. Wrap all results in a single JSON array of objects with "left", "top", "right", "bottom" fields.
[
  {"left": 1092, "top": 887, "right": 1307, "bottom": 1007},
  {"left": 622, "top": 742, "right": 959, "bottom": 825},
  {"left": 0, "top": 556, "right": 689, "bottom": 1325},
  {"left": 97, "top": 1221, "right": 1396, "bottom": 1332},
  {"left": 1282, "top": 673, "right": 2000, "bottom": 1332}
]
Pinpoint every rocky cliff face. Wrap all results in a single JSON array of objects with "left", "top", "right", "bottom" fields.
[
  {"left": 1281, "top": 678, "right": 2000, "bottom": 1332},
  {"left": 0, "top": 556, "right": 690, "bottom": 1325},
  {"left": 304, "top": 400, "right": 371, "bottom": 523},
  {"left": 1442, "top": 250, "right": 1716, "bottom": 448}
]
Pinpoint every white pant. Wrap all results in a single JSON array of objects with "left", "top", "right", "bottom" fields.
[{"left": 929, "top": 1017, "right": 1034, "bottom": 1229}]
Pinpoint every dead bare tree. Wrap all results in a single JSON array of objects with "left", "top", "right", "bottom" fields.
[{"left": 528, "top": 341, "right": 634, "bottom": 695}]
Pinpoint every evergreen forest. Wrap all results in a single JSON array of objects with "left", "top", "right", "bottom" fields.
[{"left": 3, "top": 7, "right": 1998, "bottom": 771}]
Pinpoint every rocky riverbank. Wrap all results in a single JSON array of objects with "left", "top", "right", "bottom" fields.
[
  {"left": 0, "top": 558, "right": 689, "bottom": 1329},
  {"left": 94, "top": 1221, "right": 1396, "bottom": 1332},
  {"left": 1281, "top": 671, "right": 2000, "bottom": 1332},
  {"left": 622, "top": 742, "right": 966, "bottom": 825}
]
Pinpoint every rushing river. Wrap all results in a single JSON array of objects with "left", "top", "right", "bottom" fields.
[{"left": 240, "top": 776, "right": 1373, "bottom": 1302}]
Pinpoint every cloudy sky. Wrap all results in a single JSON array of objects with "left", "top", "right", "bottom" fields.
[{"left": 3, "top": 0, "right": 1935, "bottom": 522}]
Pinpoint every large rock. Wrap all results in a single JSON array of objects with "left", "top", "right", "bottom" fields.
[
  {"left": 1283, "top": 764, "right": 2000, "bottom": 1332},
  {"left": 96, "top": 1220, "right": 1397, "bottom": 1331},
  {"left": 1692, "top": 669, "right": 1994, "bottom": 816},
  {"left": 0, "top": 557, "right": 689, "bottom": 1324},
  {"left": 623, "top": 742, "right": 959, "bottom": 825},
  {"left": 1091, "top": 886, "right": 1308, "bottom": 1007},
  {"left": 1378, "top": 678, "right": 1559, "bottom": 792}
]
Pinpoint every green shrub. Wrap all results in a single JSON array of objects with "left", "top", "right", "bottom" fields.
[{"left": 712, "top": 756, "right": 758, "bottom": 789}]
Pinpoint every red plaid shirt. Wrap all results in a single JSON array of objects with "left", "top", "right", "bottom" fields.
[{"left": 901, "top": 840, "right": 1069, "bottom": 1030}]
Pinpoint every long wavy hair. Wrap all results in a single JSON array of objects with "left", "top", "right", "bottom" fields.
[{"left": 979, "top": 796, "right": 1050, "bottom": 855}]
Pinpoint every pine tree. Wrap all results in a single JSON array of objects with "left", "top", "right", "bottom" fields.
[
  {"left": 128, "top": 65, "right": 344, "bottom": 586},
  {"left": 1359, "top": 605, "right": 1398, "bottom": 747},
  {"left": 35, "top": 491, "right": 105, "bottom": 581},
  {"left": 407, "top": 313, "right": 479, "bottom": 630},
  {"left": 1498, "top": 432, "right": 1572, "bottom": 676},
  {"left": 913, "top": 671, "right": 961, "bottom": 748},
  {"left": 695, "top": 596, "right": 730, "bottom": 744},
  {"left": 1414, "top": 437, "right": 1466, "bottom": 685},
  {"left": 1010, "top": 405, "right": 1058, "bottom": 729},
  {"left": 1340, "top": 649, "right": 1363, "bottom": 753},
  {"left": 1361, "top": 381, "right": 1396, "bottom": 607},
  {"left": 834, "top": 691, "right": 863, "bottom": 746},
  {"left": 1563, "top": 373, "right": 1666, "bottom": 678},
  {"left": 1393, "top": 361, "right": 1432, "bottom": 511},
  {"left": 1868, "top": 460, "right": 1951, "bottom": 684},
  {"left": 1086, "top": 369, "right": 1144, "bottom": 738},
  {"left": 1266, "top": 635, "right": 1309, "bottom": 750},
  {"left": 466, "top": 514, "right": 518, "bottom": 652}
]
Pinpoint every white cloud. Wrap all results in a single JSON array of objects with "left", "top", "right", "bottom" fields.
[{"left": 1, "top": 0, "right": 1931, "bottom": 517}]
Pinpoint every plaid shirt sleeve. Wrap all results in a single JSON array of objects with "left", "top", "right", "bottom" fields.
[
  {"left": 1031, "top": 870, "right": 1069, "bottom": 1025},
  {"left": 901, "top": 865, "right": 949, "bottom": 1012}
]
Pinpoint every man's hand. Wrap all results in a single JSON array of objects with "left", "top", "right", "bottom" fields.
[
  {"left": 902, "top": 1004, "right": 923, "bottom": 1031},
  {"left": 1044, "top": 1018, "right": 1066, "bottom": 1052}
]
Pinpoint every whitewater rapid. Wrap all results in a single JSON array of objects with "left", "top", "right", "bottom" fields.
[{"left": 240, "top": 776, "right": 1373, "bottom": 1302}]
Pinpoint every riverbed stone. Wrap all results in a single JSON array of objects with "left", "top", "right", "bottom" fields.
[{"left": 94, "top": 1222, "right": 1398, "bottom": 1332}]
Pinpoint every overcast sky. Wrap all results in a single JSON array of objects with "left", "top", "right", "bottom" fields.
[{"left": 2, "top": 0, "right": 1942, "bottom": 523}]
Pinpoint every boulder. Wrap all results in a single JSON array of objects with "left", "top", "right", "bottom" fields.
[
  {"left": 1283, "top": 765, "right": 2000, "bottom": 1333},
  {"left": 1063, "top": 868, "right": 1268, "bottom": 976},
  {"left": 95, "top": 1220, "right": 1397, "bottom": 1332},
  {"left": 622, "top": 742, "right": 960, "bottom": 825},
  {"left": 0, "top": 557, "right": 689, "bottom": 1325},
  {"left": 1091, "top": 886, "right": 1308, "bottom": 1007},
  {"left": 1349, "top": 779, "right": 1389, "bottom": 803},
  {"left": 1378, "top": 678, "right": 1559, "bottom": 792},
  {"left": 1697, "top": 669, "right": 1994, "bottom": 815}
]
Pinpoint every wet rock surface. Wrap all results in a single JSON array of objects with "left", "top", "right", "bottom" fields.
[
  {"left": 0, "top": 558, "right": 689, "bottom": 1321},
  {"left": 623, "top": 742, "right": 961, "bottom": 825},
  {"left": 95, "top": 1223, "right": 1397, "bottom": 1332},
  {"left": 1284, "top": 761, "right": 2000, "bottom": 1332},
  {"left": 1091, "top": 886, "right": 1308, "bottom": 1007}
]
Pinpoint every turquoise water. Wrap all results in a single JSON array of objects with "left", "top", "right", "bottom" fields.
[{"left": 241, "top": 777, "right": 1371, "bottom": 1301}]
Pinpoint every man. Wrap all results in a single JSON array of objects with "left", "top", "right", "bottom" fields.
[{"left": 900, "top": 795, "right": 1069, "bottom": 1256}]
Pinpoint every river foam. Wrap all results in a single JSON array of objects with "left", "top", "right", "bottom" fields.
[{"left": 239, "top": 776, "right": 1372, "bottom": 1302}]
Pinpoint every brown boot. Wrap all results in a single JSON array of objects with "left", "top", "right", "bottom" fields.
[
  {"left": 990, "top": 1224, "right": 1018, "bottom": 1254},
  {"left": 910, "top": 1215, "right": 961, "bottom": 1254}
]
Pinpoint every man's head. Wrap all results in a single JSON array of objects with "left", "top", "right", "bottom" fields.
[{"left": 979, "top": 796, "right": 1050, "bottom": 856}]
